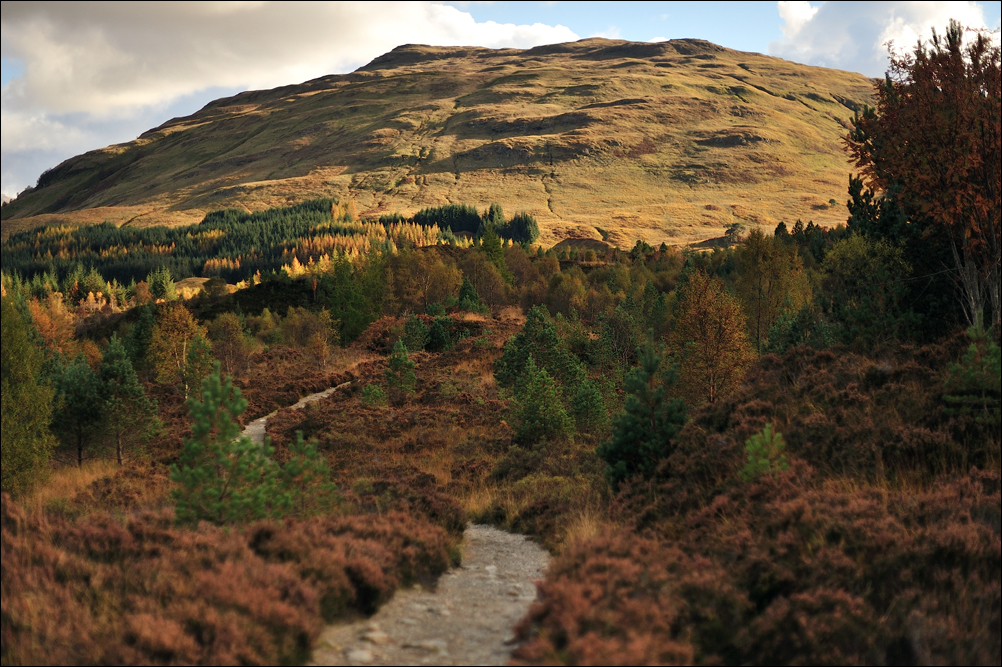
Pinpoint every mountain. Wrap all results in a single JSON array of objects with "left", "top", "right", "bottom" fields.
[{"left": 0, "top": 38, "right": 874, "bottom": 247}]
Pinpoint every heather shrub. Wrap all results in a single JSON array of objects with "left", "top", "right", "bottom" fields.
[{"left": 1, "top": 495, "right": 454, "bottom": 665}]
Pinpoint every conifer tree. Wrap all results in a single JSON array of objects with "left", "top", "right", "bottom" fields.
[
  {"left": 513, "top": 356, "right": 574, "bottom": 444},
  {"left": 1, "top": 297, "right": 56, "bottom": 495},
  {"left": 171, "top": 363, "right": 287, "bottom": 525},
  {"left": 100, "top": 336, "right": 159, "bottom": 465},
  {"left": 53, "top": 355, "right": 105, "bottom": 467},
  {"left": 403, "top": 314, "right": 430, "bottom": 352},
  {"left": 597, "top": 342, "right": 687, "bottom": 489},
  {"left": 385, "top": 339, "right": 417, "bottom": 401}
]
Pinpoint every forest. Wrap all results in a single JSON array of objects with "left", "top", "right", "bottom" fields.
[{"left": 1, "top": 20, "right": 999, "bottom": 667}]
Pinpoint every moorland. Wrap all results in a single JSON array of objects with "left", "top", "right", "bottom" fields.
[{"left": 1, "top": 29, "right": 999, "bottom": 667}]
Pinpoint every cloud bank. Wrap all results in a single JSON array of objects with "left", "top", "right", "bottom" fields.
[
  {"left": 770, "top": 1, "right": 991, "bottom": 77},
  {"left": 1, "top": 1, "right": 577, "bottom": 197}
]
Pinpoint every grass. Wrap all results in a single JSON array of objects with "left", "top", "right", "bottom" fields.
[
  {"left": 2, "top": 38, "right": 874, "bottom": 248},
  {"left": 23, "top": 460, "right": 118, "bottom": 517}
]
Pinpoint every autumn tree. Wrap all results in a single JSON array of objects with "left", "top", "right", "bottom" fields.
[
  {"left": 99, "top": 336, "right": 159, "bottom": 465},
  {"left": 387, "top": 250, "right": 461, "bottom": 313},
  {"left": 149, "top": 303, "right": 207, "bottom": 395},
  {"left": 208, "top": 312, "right": 250, "bottom": 376},
  {"left": 846, "top": 20, "right": 1001, "bottom": 329},
  {"left": 669, "top": 270, "right": 753, "bottom": 406},
  {"left": 734, "top": 229, "right": 810, "bottom": 353}
]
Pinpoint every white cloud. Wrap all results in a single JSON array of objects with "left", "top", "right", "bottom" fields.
[
  {"left": 648, "top": 36, "right": 668, "bottom": 43},
  {"left": 769, "top": 1, "right": 989, "bottom": 76},
  {"left": 0, "top": 1, "right": 578, "bottom": 194}
]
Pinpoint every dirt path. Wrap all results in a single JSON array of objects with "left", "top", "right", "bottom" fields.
[
  {"left": 244, "top": 384, "right": 551, "bottom": 666},
  {"left": 242, "top": 382, "right": 351, "bottom": 446},
  {"left": 310, "top": 524, "right": 550, "bottom": 666}
]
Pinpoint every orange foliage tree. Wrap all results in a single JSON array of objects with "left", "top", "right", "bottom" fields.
[
  {"left": 846, "top": 21, "right": 1001, "bottom": 329},
  {"left": 669, "top": 270, "right": 753, "bottom": 405}
]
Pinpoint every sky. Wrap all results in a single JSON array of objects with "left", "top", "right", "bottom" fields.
[{"left": 2, "top": 1, "right": 999, "bottom": 199}]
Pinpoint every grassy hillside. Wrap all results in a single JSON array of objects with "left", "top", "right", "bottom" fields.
[{"left": 1, "top": 38, "right": 873, "bottom": 247}]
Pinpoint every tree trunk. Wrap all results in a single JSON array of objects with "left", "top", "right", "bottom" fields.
[
  {"left": 76, "top": 427, "right": 84, "bottom": 468},
  {"left": 116, "top": 429, "right": 124, "bottom": 466}
]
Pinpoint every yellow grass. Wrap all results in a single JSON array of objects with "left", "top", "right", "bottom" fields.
[
  {"left": 22, "top": 460, "right": 117, "bottom": 516},
  {"left": 2, "top": 38, "right": 874, "bottom": 249}
]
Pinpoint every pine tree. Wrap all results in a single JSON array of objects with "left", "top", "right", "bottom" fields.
[
  {"left": 403, "top": 315, "right": 430, "bottom": 352},
  {"left": 171, "top": 363, "right": 288, "bottom": 525},
  {"left": 124, "top": 304, "right": 155, "bottom": 374},
  {"left": 596, "top": 342, "right": 687, "bottom": 489},
  {"left": 495, "top": 305, "right": 585, "bottom": 394},
  {"left": 280, "top": 431, "right": 339, "bottom": 518},
  {"left": 385, "top": 339, "right": 417, "bottom": 401},
  {"left": 513, "top": 356, "right": 574, "bottom": 444},
  {"left": 53, "top": 355, "right": 105, "bottom": 467},
  {"left": 100, "top": 336, "right": 159, "bottom": 465},
  {"left": 1, "top": 297, "right": 56, "bottom": 495}
]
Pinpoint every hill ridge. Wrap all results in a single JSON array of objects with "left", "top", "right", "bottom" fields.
[{"left": 1, "top": 38, "right": 875, "bottom": 247}]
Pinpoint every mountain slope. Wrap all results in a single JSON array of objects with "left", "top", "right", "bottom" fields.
[{"left": 1, "top": 38, "right": 874, "bottom": 247}]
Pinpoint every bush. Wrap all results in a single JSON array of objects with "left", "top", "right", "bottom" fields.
[
  {"left": 361, "top": 384, "right": 387, "bottom": 407},
  {"left": 385, "top": 340, "right": 417, "bottom": 400},
  {"left": 739, "top": 423, "right": 789, "bottom": 482}
]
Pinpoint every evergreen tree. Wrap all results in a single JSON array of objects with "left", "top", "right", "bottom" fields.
[
  {"left": 124, "top": 304, "right": 155, "bottom": 374},
  {"left": 495, "top": 305, "right": 585, "bottom": 394},
  {"left": 403, "top": 315, "right": 430, "bottom": 352},
  {"left": 1, "top": 297, "right": 56, "bottom": 495},
  {"left": 385, "top": 339, "right": 417, "bottom": 401},
  {"left": 597, "top": 342, "right": 687, "bottom": 489},
  {"left": 182, "top": 332, "right": 215, "bottom": 397},
  {"left": 100, "top": 336, "right": 159, "bottom": 465},
  {"left": 171, "top": 363, "right": 287, "bottom": 525},
  {"left": 571, "top": 377, "right": 608, "bottom": 433},
  {"left": 280, "top": 431, "right": 339, "bottom": 518},
  {"left": 53, "top": 355, "right": 105, "bottom": 467},
  {"left": 147, "top": 266, "right": 177, "bottom": 301},
  {"left": 506, "top": 212, "right": 540, "bottom": 245},
  {"left": 457, "top": 277, "right": 484, "bottom": 312},
  {"left": 513, "top": 356, "right": 574, "bottom": 445},
  {"left": 426, "top": 316, "right": 454, "bottom": 352}
]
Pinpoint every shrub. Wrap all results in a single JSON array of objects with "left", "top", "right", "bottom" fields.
[
  {"left": 361, "top": 384, "right": 387, "bottom": 407},
  {"left": 385, "top": 339, "right": 417, "bottom": 400},
  {"left": 280, "top": 431, "right": 340, "bottom": 518},
  {"left": 739, "top": 423, "right": 789, "bottom": 481}
]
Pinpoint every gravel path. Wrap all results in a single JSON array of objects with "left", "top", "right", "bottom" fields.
[
  {"left": 310, "top": 524, "right": 550, "bottom": 666},
  {"left": 242, "top": 383, "right": 351, "bottom": 446},
  {"left": 245, "top": 384, "right": 551, "bottom": 666}
]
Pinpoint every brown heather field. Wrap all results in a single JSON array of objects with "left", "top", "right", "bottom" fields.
[{"left": 1, "top": 38, "right": 873, "bottom": 247}]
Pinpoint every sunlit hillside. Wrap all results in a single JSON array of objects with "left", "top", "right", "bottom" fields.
[{"left": 1, "top": 38, "right": 873, "bottom": 247}]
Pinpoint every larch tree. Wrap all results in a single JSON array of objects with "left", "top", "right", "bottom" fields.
[
  {"left": 669, "top": 270, "right": 753, "bottom": 406},
  {"left": 149, "top": 302, "right": 207, "bottom": 395},
  {"left": 846, "top": 20, "right": 1000, "bottom": 329}
]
